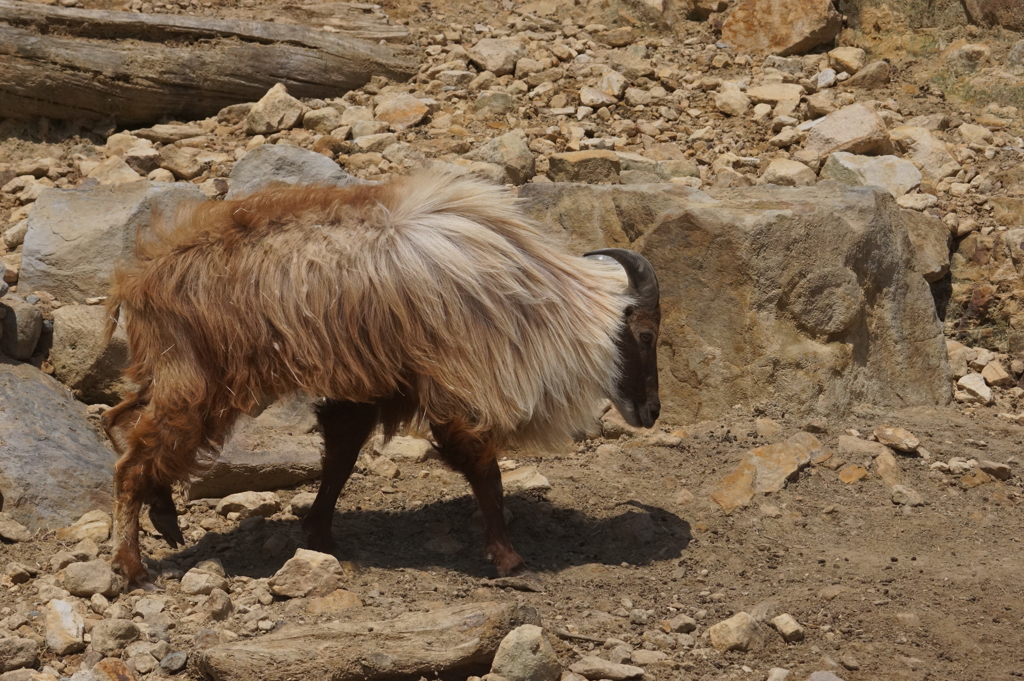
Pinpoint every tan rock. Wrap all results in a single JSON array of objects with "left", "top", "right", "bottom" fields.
[
  {"left": 721, "top": 0, "right": 841, "bottom": 56},
  {"left": 760, "top": 158, "right": 816, "bottom": 186},
  {"left": 245, "top": 83, "right": 306, "bottom": 135},
  {"left": 771, "top": 613, "right": 804, "bottom": 642},
  {"left": 568, "top": 656, "right": 644, "bottom": 680},
  {"left": 710, "top": 432, "right": 821, "bottom": 513},
  {"left": 709, "top": 612, "right": 764, "bottom": 652},
  {"left": 802, "top": 104, "right": 891, "bottom": 160},
  {"left": 374, "top": 94, "right": 429, "bottom": 131},
  {"left": 982, "top": 361, "right": 1014, "bottom": 387},
  {"left": 838, "top": 464, "right": 868, "bottom": 483},
  {"left": 56, "top": 510, "right": 111, "bottom": 543},
  {"left": 746, "top": 83, "right": 805, "bottom": 105},
  {"left": 547, "top": 150, "right": 620, "bottom": 184},
  {"left": 845, "top": 60, "right": 890, "bottom": 88},
  {"left": 889, "top": 126, "right": 961, "bottom": 183},
  {"left": 86, "top": 157, "right": 144, "bottom": 185},
  {"left": 43, "top": 599, "right": 85, "bottom": 655},
  {"left": 269, "top": 549, "right": 343, "bottom": 599},
  {"left": 828, "top": 46, "right": 865, "bottom": 74},
  {"left": 873, "top": 426, "right": 920, "bottom": 453},
  {"left": 874, "top": 450, "right": 901, "bottom": 489}
]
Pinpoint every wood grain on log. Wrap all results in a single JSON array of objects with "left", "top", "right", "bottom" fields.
[
  {"left": 196, "top": 601, "right": 524, "bottom": 681},
  {"left": 0, "top": 0, "right": 418, "bottom": 125}
]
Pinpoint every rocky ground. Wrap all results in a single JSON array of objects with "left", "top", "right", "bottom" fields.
[{"left": 3, "top": 0, "right": 1024, "bottom": 680}]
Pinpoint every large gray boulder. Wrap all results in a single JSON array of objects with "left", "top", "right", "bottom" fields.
[
  {"left": 519, "top": 181, "right": 952, "bottom": 423},
  {"left": 50, "top": 304, "right": 132, "bottom": 404},
  {"left": 20, "top": 182, "right": 206, "bottom": 303},
  {"left": 189, "top": 395, "right": 322, "bottom": 499},
  {"left": 225, "top": 145, "right": 364, "bottom": 200},
  {"left": 0, "top": 362, "right": 114, "bottom": 531}
]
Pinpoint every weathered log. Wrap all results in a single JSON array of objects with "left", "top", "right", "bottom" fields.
[
  {"left": 196, "top": 601, "right": 524, "bottom": 681},
  {"left": 0, "top": 0, "right": 418, "bottom": 125},
  {"left": 0, "top": 0, "right": 411, "bottom": 44}
]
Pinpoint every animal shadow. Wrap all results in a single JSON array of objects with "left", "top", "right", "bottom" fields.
[{"left": 166, "top": 494, "right": 693, "bottom": 580}]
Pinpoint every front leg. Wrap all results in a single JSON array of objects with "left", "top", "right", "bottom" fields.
[{"left": 431, "top": 422, "right": 525, "bottom": 576}]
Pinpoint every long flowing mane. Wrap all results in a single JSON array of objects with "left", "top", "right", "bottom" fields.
[{"left": 108, "top": 171, "right": 632, "bottom": 450}]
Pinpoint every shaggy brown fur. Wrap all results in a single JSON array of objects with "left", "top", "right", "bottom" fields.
[{"left": 102, "top": 171, "right": 643, "bottom": 584}]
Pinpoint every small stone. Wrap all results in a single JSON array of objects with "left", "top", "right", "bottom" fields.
[
  {"left": 204, "top": 588, "right": 233, "bottom": 621},
  {"left": 873, "top": 426, "right": 920, "bottom": 453},
  {"left": 838, "top": 464, "right": 868, "bottom": 483},
  {"left": 0, "top": 513, "right": 32, "bottom": 542},
  {"left": 375, "top": 94, "right": 429, "bottom": 131},
  {"left": 771, "top": 613, "right": 804, "bottom": 642},
  {"left": 473, "top": 91, "right": 516, "bottom": 116},
  {"left": 501, "top": 466, "right": 551, "bottom": 491},
  {"left": 807, "top": 673, "right": 846, "bottom": 681},
  {"left": 376, "top": 436, "right": 435, "bottom": 462},
  {"left": 579, "top": 87, "right": 619, "bottom": 108},
  {"left": 490, "top": 624, "right": 560, "bottom": 681},
  {"left": 133, "top": 598, "right": 165, "bottom": 620},
  {"left": 302, "top": 107, "right": 344, "bottom": 134},
  {"left": 760, "top": 158, "right": 816, "bottom": 186},
  {"left": 709, "top": 612, "right": 763, "bottom": 652},
  {"left": 829, "top": 46, "right": 865, "bottom": 73},
  {"left": 180, "top": 567, "right": 229, "bottom": 596},
  {"left": 215, "top": 491, "right": 281, "bottom": 519},
  {"left": 840, "top": 652, "right": 860, "bottom": 670},
  {"left": 803, "top": 104, "right": 890, "bottom": 161},
  {"left": 0, "top": 637, "right": 38, "bottom": 673},
  {"left": 978, "top": 460, "right": 1011, "bottom": 480},
  {"left": 43, "top": 599, "right": 85, "bottom": 655},
  {"left": 957, "top": 373, "right": 994, "bottom": 405},
  {"left": 846, "top": 60, "right": 890, "bottom": 88},
  {"left": 890, "top": 485, "right": 924, "bottom": 506},
  {"left": 130, "top": 653, "right": 159, "bottom": 675},
  {"left": 351, "top": 133, "right": 398, "bottom": 154},
  {"left": 159, "top": 651, "right": 188, "bottom": 673},
  {"left": 546, "top": 150, "right": 620, "bottom": 183},
  {"left": 463, "top": 133, "right": 536, "bottom": 185},
  {"left": 468, "top": 38, "right": 527, "bottom": 76},
  {"left": 819, "top": 152, "right": 922, "bottom": 198},
  {"left": 6, "top": 562, "right": 34, "bottom": 584},
  {"left": 767, "top": 669, "right": 791, "bottom": 681},
  {"left": 134, "top": 124, "right": 204, "bottom": 144},
  {"left": 63, "top": 561, "right": 122, "bottom": 598},
  {"left": 896, "top": 194, "right": 938, "bottom": 211},
  {"left": 367, "top": 455, "right": 400, "bottom": 479},
  {"left": 982, "top": 362, "right": 1014, "bottom": 387},
  {"left": 889, "top": 126, "right": 961, "bottom": 183},
  {"left": 568, "top": 656, "right": 644, "bottom": 680},
  {"left": 962, "top": 469, "right": 991, "bottom": 488},
  {"left": 665, "top": 614, "right": 696, "bottom": 633},
  {"left": 628, "top": 609, "right": 648, "bottom": 625},
  {"left": 86, "top": 157, "right": 144, "bottom": 185},
  {"left": 246, "top": 83, "right": 307, "bottom": 135},
  {"left": 714, "top": 82, "right": 750, "bottom": 117},
  {"left": 90, "top": 619, "right": 140, "bottom": 657},
  {"left": 288, "top": 492, "right": 317, "bottom": 517},
  {"left": 269, "top": 548, "right": 343, "bottom": 599}
]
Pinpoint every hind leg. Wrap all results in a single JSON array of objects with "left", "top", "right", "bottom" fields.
[
  {"left": 302, "top": 401, "right": 378, "bottom": 554},
  {"left": 431, "top": 422, "right": 525, "bottom": 576}
]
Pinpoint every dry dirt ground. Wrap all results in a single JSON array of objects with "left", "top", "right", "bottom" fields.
[
  {"left": 4, "top": 0, "right": 1024, "bottom": 680},
  {"left": 6, "top": 400, "right": 1024, "bottom": 681}
]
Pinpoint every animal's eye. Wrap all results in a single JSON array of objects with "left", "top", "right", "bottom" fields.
[
  {"left": 640, "top": 332, "right": 654, "bottom": 344},
  {"left": 624, "top": 306, "right": 635, "bottom": 317}
]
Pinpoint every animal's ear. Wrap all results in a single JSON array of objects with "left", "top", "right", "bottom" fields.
[{"left": 584, "top": 248, "right": 659, "bottom": 312}]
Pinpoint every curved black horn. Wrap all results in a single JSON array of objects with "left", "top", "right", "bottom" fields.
[{"left": 584, "top": 248, "right": 660, "bottom": 309}]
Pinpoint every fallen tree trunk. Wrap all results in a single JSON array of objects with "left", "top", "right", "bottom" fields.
[
  {"left": 196, "top": 601, "right": 524, "bottom": 681},
  {"left": 0, "top": 0, "right": 418, "bottom": 126}
]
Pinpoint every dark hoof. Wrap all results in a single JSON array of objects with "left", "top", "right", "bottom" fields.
[
  {"left": 149, "top": 507, "right": 185, "bottom": 548},
  {"left": 148, "top": 487, "right": 184, "bottom": 548}
]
